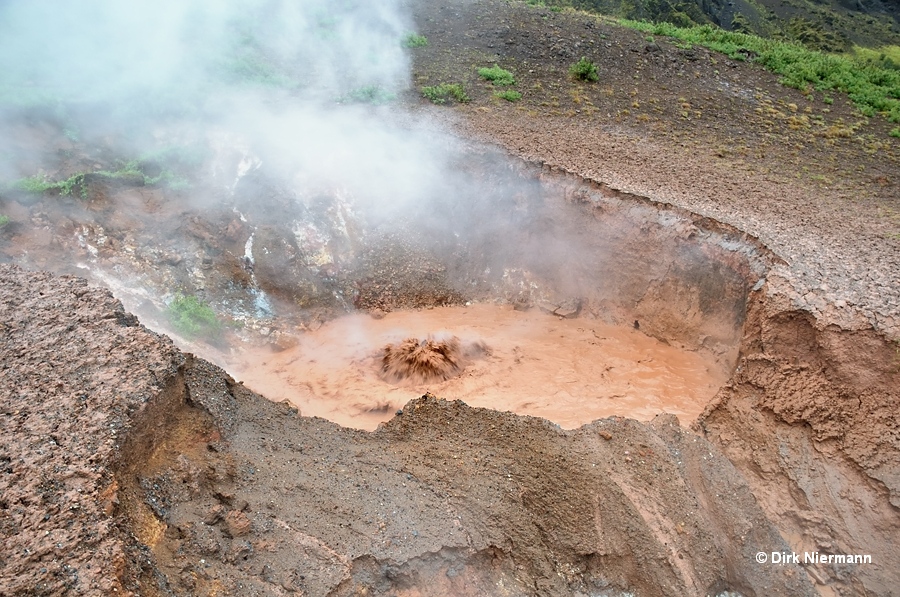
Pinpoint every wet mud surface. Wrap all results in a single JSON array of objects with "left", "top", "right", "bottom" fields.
[{"left": 227, "top": 304, "right": 728, "bottom": 431}]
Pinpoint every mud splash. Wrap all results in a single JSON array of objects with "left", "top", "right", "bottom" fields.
[
  {"left": 225, "top": 303, "right": 729, "bottom": 430},
  {"left": 380, "top": 335, "right": 488, "bottom": 384}
]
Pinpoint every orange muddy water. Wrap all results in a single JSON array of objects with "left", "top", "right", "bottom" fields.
[{"left": 226, "top": 303, "right": 729, "bottom": 430}]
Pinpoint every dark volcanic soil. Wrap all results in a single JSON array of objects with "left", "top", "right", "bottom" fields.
[{"left": 1, "top": 265, "right": 815, "bottom": 597}]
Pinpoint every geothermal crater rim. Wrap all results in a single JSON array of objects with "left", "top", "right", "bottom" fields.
[{"left": 195, "top": 158, "right": 768, "bottom": 431}]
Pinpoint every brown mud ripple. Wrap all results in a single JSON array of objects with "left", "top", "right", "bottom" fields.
[{"left": 224, "top": 304, "right": 729, "bottom": 432}]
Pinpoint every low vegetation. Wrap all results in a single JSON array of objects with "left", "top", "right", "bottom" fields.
[
  {"left": 620, "top": 20, "right": 900, "bottom": 122},
  {"left": 478, "top": 65, "right": 517, "bottom": 87},
  {"left": 166, "top": 294, "right": 222, "bottom": 341},
  {"left": 12, "top": 173, "right": 89, "bottom": 198},
  {"left": 421, "top": 83, "right": 470, "bottom": 105},
  {"left": 570, "top": 57, "right": 600, "bottom": 82},
  {"left": 517, "top": 0, "right": 900, "bottom": 52},
  {"left": 0, "top": 215, "right": 9, "bottom": 228},
  {"left": 495, "top": 90, "right": 523, "bottom": 102},
  {"left": 403, "top": 33, "right": 429, "bottom": 48},
  {"left": 7, "top": 146, "right": 203, "bottom": 198},
  {"left": 339, "top": 85, "right": 396, "bottom": 105}
]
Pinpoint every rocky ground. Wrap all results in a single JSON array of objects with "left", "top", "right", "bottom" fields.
[{"left": 408, "top": 0, "right": 900, "bottom": 594}]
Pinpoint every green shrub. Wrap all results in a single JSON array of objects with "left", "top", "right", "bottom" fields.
[
  {"left": 495, "top": 90, "right": 522, "bottom": 102},
  {"left": 421, "top": 83, "right": 470, "bottom": 105},
  {"left": 0, "top": 215, "right": 9, "bottom": 227},
  {"left": 12, "top": 173, "right": 88, "bottom": 198},
  {"left": 570, "top": 57, "right": 599, "bottom": 82},
  {"left": 890, "top": 127, "right": 900, "bottom": 138},
  {"left": 167, "top": 294, "right": 222, "bottom": 340},
  {"left": 403, "top": 33, "right": 428, "bottom": 48},
  {"left": 478, "top": 65, "right": 516, "bottom": 86}
]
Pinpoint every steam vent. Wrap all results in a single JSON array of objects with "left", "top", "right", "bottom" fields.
[{"left": 1, "top": 0, "right": 899, "bottom": 595}]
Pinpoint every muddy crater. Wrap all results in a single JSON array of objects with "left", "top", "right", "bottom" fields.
[
  {"left": 209, "top": 145, "right": 764, "bottom": 430},
  {"left": 1, "top": 130, "right": 766, "bottom": 430}
]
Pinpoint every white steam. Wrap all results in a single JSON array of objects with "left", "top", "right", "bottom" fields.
[
  {"left": 0, "top": 0, "right": 598, "bottom": 318},
  {"left": 0, "top": 0, "right": 411, "bottom": 102}
]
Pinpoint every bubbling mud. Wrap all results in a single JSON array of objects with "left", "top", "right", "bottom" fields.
[
  {"left": 226, "top": 303, "right": 729, "bottom": 431},
  {"left": 380, "top": 336, "right": 490, "bottom": 384}
]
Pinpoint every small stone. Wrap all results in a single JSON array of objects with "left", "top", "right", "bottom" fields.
[
  {"left": 224, "top": 510, "right": 251, "bottom": 537},
  {"left": 537, "top": 301, "right": 559, "bottom": 315},
  {"left": 599, "top": 430, "right": 612, "bottom": 440},
  {"left": 555, "top": 299, "right": 581, "bottom": 319},
  {"left": 204, "top": 504, "right": 226, "bottom": 525}
]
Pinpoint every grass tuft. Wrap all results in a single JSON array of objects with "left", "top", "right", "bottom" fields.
[
  {"left": 478, "top": 65, "right": 516, "bottom": 86},
  {"left": 403, "top": 33, "right": 428, "bottom": 48},
  {"left": 339, "top": 85, "right": 397, "bottom": 105},
  {"left": 495, "top": 90, "right": 523, "bottom": 102},
  {"left": 421, "top": 83, "right": 470, "bottom": 105}
]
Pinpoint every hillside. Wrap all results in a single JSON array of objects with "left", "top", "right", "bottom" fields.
[{"left": 521, "top": 0, "right": 900, "bottom": 51}]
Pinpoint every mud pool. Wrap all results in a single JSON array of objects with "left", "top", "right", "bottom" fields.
[{"left": 225, "top": 303, "right": 729, "bottom": 430}]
